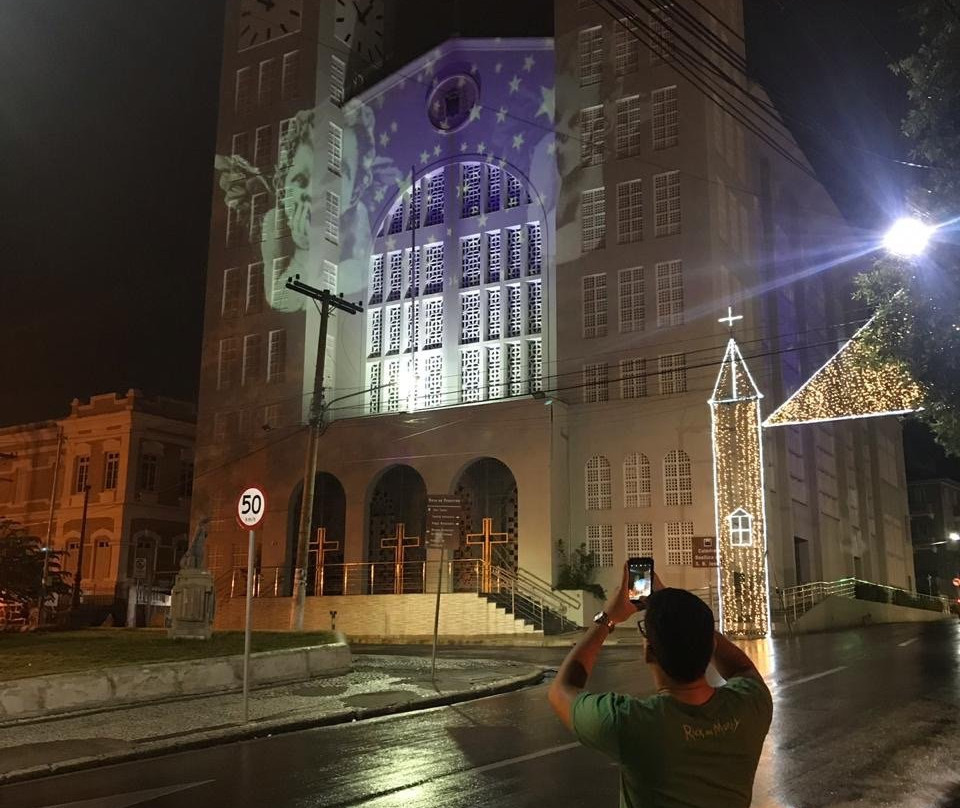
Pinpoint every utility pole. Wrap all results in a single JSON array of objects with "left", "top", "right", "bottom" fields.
[
  {"left": 40, "top": 428, "right": 63, "bottom": 624},
  {"left": 286, "top": 275, "right": 363, "bottom": 630},
  {"left": 71, "top": 484, "right": 91, "bottom": 611}
]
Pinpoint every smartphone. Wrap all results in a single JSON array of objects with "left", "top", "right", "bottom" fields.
[{"left": 627, "top": 557, "right": 655, "bottom": 603}]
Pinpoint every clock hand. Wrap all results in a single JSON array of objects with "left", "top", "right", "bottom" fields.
[{"left": 356, "top": 0, "right": 374, "bottom": 23}]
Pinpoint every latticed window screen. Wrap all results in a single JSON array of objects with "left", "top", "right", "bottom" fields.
[
  {"left": 369, "top": 254, "right": 384, "bottom": 304},
  {"left": 656, "top": 260, "right": 684, "bottom": 326},
  {"left": 329, "top": 55, "right": 345, "bottom": 103},
  {"left": 405, "top": 247, "right": 420, "bottom": 297},
  {"left": 368, "top": 309, "right": 382, "bottom": 356},
  {"left": 585, "top": 455, "right": 612, "bottom": 510},
  {"left": 666, "top": 521, "right": 693, "bottom": 565},
  {"left": 461, "top": 292, "right": 481, "bottom": 344},
  {"left": 327, "top": 122, "right": 343, "bottom": 173},
  {"left": 486, "top": 165, "right": 502, "bottom": 212},
  {"left": 386, "top": 306, "right": 401, "bottom": 354},
  {"left": 578, "top": 26, "right": 603, "bottom": 87},
  {"left": 425, "top": 171, "right": 445, "bottom": 226},
  {"left": 387, "top": 252, "right": 403, "bottom": 301},
  {"left": 527, "top": 339, "right": 543, "bottom": 393},
  {"left": 423, "top": 355, "right": 443, "bottom": 409},
  {"left": 404, "top": 301, "right": 419, "bottom": 351},
  {"left": 270, "top": 257, "right": 289, "bottom": 308},
  {"left": 626, "top": 523, "right": 654, "bottom": 557},
  {"left": 582, "top": 188, "right": 606, "bottom": 251},
  {"left": 506, "top": 285, "right": 522, "bottom": 337},
  {"left": 616, "top": 96, "right": 642, "bottom": 158},
  {"left": 487, "top": 231, "right": 502, "bottom": 282},
  {"left": 652, "top": 85, "right": 679, "bottom": 150},
  {"left": 614, "top": 18, "right": 640, "bottom": 75},
  {"left": 653, "top": 171, "right": 681, "bottom": 237},
  {"left": 461, "top": 164, "right": 482, "bottom": 217},
  {"left": 267, "top": 330, "right": 286, "bottom": 383},
  {"left": 325, "top": 191, "right": 340, "bottom": 244},
  {"left": 246, "top": 262, "right": 264, "bottom": 314},
  {"left": 583, "top": 273, "right": 608, "bottom": 338},
  {"left": 388, "top": 201, "right": 404, "bottom": 235},
  {"left": 617, "top": 179, "right": 643, "bottom": 244},
  {"left": 385, "top": 359, "right": 400, "bottom": 412},
  {"left": 506, "top": 227, "right": 522, "bottom": 279},
  {"left": 618, "top": 267, "right": 644, "bottom": 333},
  {"left": 527, "top": 281, "right": 542, "bottom": 334},
  {"left": 281, "top": 50, "right": 299, "bottom": 100},
  {"left": 424, "top": 299, "right": 443, "bottom": 349},
  {"left": 649, "top": 7, "right": 673, "bottom": 64},
  {"left": 583, "top": 363, "right": 609, "bottom": 404},
  {"left": 407, "top": 181, "right": 422, "bottom": 230},
  {"left": 658, "top": 352, "right": 687, "bottom": 394},
  {"left": 487, "top": 345, "right": 503, "bottom": 399},
  {"left": 507, "top": 342, "right": 523, "bottom": 396},
  {"left": 368, "top": 363, "right": 382, "bottom": 413},
  {"left": 222, "top": 268, "right": 241, "bottom": 317},
  {"left": 586, "top": 525, "right": 615, "bottom": 567},
  {"left": 527, "top": 223, "right": 542, "bottom": 275},
  {"left": 486, "top": 288, "right": 502, "bottom": 339},
  {"left": 664, "top": 449, "right": 693, "bottom": 506},
  {"left": 424, "top": 243, "right": 444, "bottom": 293},
  {"left": 624, "top": 452, "right": 652, "bottom": 507},
  {"left": 461, "top": 235, "right": 481, "bottom": 287},
  {"left": 729, "top": 509, "right": 753, "bottom": 546},
  {"left": 461, "top": 348, "right": 482, "bottom": 403},
  {"left": 506, "top": 172, "right": 523, "bottom": 208},
  {"left": 620, "top": 358, "right": 647, "bottom": 400},
  {"left": 249, "top": 193, "right": 268, "bottom": 242},
  {"left": 580, "top": 105, "right": 605, "bottom": 167}
]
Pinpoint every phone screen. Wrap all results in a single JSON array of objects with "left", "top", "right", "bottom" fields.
[{"left": 627, "top": 557, "right": 654, "bottom": 602}]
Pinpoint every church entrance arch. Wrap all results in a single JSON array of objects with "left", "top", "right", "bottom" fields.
[
  {"left": 286, "top": 472, "right": 346, "bottom": 596},
  {"left": 453, "top": 458, "right": 519, "bottom": 579},
  {"left": 367, "top": 465, "right": 427, "bottom": 594}
]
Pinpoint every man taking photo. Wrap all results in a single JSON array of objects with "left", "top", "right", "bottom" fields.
[{"left": 548, "top": 563, "right": 772, "bottom": 807}]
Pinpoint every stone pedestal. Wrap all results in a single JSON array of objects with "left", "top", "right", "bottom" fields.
[{"left": 168, "top": 569, "right": 215, "bottom": 640}]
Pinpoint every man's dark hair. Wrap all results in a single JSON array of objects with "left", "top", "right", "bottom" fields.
[{"left": 643, "top": 588, "right": 715, "bottom": 683}]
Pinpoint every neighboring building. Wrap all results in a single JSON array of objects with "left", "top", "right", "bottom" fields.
[
  {"left": 908, "top": 479, "right": 960, "bottom": 596},
  {"left": 194, "top": 0, "right": 914, "bottom": 633},
  {"left": 0, "top": 391, "right": 196, "bottom": 609}
]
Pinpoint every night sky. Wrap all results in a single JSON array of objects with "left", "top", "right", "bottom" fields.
[{"left": 0, "top": 0, "right": 948, "bottom": 470}]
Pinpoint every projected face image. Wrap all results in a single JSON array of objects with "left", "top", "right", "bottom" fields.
[
  {"left": 283, "top": 141, "right": 312, "bottom": 252},
  {"left": 629, "top": 574, "right": 651, "bottom": 600}
]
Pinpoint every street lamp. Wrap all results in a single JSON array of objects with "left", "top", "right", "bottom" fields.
[{"left": 882, "top": 216, "right": 933, "bottom": 258}]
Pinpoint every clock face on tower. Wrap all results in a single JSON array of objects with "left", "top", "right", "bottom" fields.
[
  {"left": 334, "top": 0, "right": 385, "bottom": 65},
  {"left": 238, "top": 0, "right": 302, "bottom": 51}
]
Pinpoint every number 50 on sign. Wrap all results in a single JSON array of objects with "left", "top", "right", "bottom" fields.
[{"left": 237, "top": 487, "right": 266, "bottom": 529}]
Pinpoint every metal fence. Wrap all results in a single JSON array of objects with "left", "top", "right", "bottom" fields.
[{"left": 775, "top": 577, "right": 949, "bottom": 625}]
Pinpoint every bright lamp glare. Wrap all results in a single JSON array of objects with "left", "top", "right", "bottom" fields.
[
  {"left": 949, "top": 532, "right": 960, "bottom": 542},
  {"left": 883, "top": 217, "right": 932, "bottom": 257}
]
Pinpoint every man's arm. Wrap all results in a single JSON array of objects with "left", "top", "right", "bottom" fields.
[{"left": 712, "top": 630, "right": 767, "bottom": 685}]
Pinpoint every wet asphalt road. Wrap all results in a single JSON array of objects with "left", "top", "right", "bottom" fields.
[{"left": 3, "top": 621, "right": 959, "bottom": 808}]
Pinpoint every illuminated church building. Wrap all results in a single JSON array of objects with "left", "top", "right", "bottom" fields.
[{"left": 195, "top": 0, "right": 914, "bottom": 633}]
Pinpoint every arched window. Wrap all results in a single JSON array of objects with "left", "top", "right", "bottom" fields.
[
  {"left": 663, "top": 449, "right": 692, "bottom": 506},
  {"left": 729, "top": 508, "right": 753, "bottom": 546},
  {"left": 624, "top": 452, "right": 651, "bottom": 507},
  {"left": 585, "top": 455, "right": 612, "bottom": 510}
]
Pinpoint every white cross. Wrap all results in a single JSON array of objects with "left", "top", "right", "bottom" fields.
[{"left": 718, "top": 306, "right": 743, "bottom": 329}]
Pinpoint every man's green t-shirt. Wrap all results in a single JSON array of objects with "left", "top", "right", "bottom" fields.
[{"left": 572, "top": 677, "right": 772, "bottom": 808}]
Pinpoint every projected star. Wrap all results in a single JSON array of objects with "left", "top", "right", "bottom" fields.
[
  {"left": 512, "top": 132, "right": 525, "bottom": 150},
  {"left": 495, "top": 62, "right": 503, "bottom": 74},
  {"left": 379, "top": 131, "right": 390, "bottom": 147},
  {"left": 470, "top": 63, "right": 478, "bottom": 74},
  {"left": 478, "top": 212, "right": 488, "bottom": 227},
  {"left": 433, "top": 144, "right": 442, "bottom": 157},
  {"left": 469, "top": 104, "right": 482, "bottom": 123},
  {"left": 509, "top": 75, "right": 521, "bottom": 94},
  {"left": 374, "top": 187, "right": 386, "bottom": 203},
  {"left": 477, "top": 142, "right": 486, "bottom": 154},
  {"left": 536, "top": 86, "right": 555, "bottom": 120},
  {"left": 461, "top": 142, "right": 469, "bottom": 152},
  {"left": 523, "top": 55, "right": 535, "bottom": 72},
  {"left": 420, "top": 150, "right": 430, "bottom": 165},
  {"left": 390, "top": 121, "right": 398, "bottom": 133},
  {"left": 496, "top": 106, "right": 508, "bottom": 124}
]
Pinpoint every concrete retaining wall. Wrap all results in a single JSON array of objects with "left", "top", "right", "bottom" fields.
[
  {"left": 790, "top": 596, "right": 951, "bottom": 634},
  {"left": 215, "top": 594, "right": 536, "bottom": 637},
  {"left": 0, "top": 639, "right": 350, "bottom": 722}
]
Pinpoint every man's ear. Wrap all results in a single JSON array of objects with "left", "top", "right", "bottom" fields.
[{"left": 644, "top": 640, "right": 655, "bottom": 664}]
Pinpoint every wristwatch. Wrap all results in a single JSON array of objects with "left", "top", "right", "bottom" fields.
[{"left": 593, "top": 611, "right": 615, "bottom": 632}]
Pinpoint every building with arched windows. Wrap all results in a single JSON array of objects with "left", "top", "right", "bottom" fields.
[{"left": 194, "top": 0, "right": 913, "bottom": 636}]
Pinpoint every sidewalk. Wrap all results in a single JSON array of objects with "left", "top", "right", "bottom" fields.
[{"left": 0, "top": 653, "right": 544, "bottom": 785}]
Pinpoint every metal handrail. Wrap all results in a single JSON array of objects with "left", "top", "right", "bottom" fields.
[
  {"left": 516, "top": 566, "right": 580, "bottom": 610},
  {"left": 490, "top": 565, "right": 574, "bottom": 623},
  {"left": 776, "top": 577, "right": 949, "bottom": 624}
]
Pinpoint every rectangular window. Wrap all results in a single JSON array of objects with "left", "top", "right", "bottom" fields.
[
  {"left": 222, "top": 268, "right": 241, "bottom": 317},
  {"left": 281, "top": 50, "right": 300, "bottom": 100},
  {"left": 649, "top": 5, "right": 674, "bottom": 63},
  {"left": 507, "top": 342, "right": 524, "bottom": 397},
  {"left": 618, "top": 267, "right": 644, "bottom": 333},
  {"left": 578, "top": 26, "right": 603, "bottom": 87},
  {"left": 234, "top": 67, "right": 253, "bottom": 115},
  {"left": 270, "top": 256, "right": 290, "bottom": 308},
  {"left": 666, "top": 521, "right": 693, "bottom": 566},
  {"left": 249, "top": 192, "right": 268, "bottom": 242},
  {"left": 384, "top": 359, "right": 400, "bottom": 412},
  {"left": 330, "top": 55, "right": 345, "bottom": 105},
  {"left": 231, "top": 131, "right": 250, "bottom": 161},
  {"left": 620, "top": 358, "right": 647, "bottom": 399},
  {"left": 461, "top": 235, "right": 481, "bottom": 288},
  {"left": 528, "top": 339, "right": 543, "bottom": 393},
  {"left": 424, "top": 299, "right": 443, "bottom": 349},
  {"left": 498, "top": 228, "right": 519, "bottom": 282},
  {"left": 267, "top": 330, "right": 286, "bottom": 383},
  {"left": 74, "top": 455, "right": 90, "bottom": 493},
  {"left": 487, "top": 231, "right": 502, "bottom": 282},
  {"left": 370, "top": 254, "right": 384, "bottom": 304},
  {"left": 582, "top": 273, "right": 608, "bottom": 338},
  {"left": 506, "top": 173, "right": 524, "bottom": 208},
  {"left": 246, "top": 262, "right": 264, "bottom": 314},
  {"left": 506, "top": 285, "right": 522, "bottom": 337},
  {"left": 386, "top": 305, "right": 401, "bottom": 353},
  {"left": 581, "top": 187, "right": 606, "bottom": 252},
  {"left": 586, "top": 525, "right": 614, "bottom": 567},
  {"left": 527, "top": 280, "right": 542, "bottom": 335},
  {"left": 461, "top": 292, "right": 481, "bottom": 344},
  {"left": 404, "top": 247, "right": 420, "bottom": 297},
  {"left": 461, "top": 164, "right": 482, "bottom": 217},
  {"left": 424, "top": 243, "right": 444, "bottom": 293},
  {"left": 257, "top": 58, "right": 276, "bottom": 107},
  {"left": 325, "top": 191, "right": 340, "bottom": 244},
  {"left": 138, "top": 454, "right": 159, "bottom": 493},
  {"left": 654, "top": 171, "right": 681, "bottom": 236},
  {"left": 103, "top": 452, "right": 120, "bottom": 491},
  {"left": 487, "top": 345, "right": 503, "bottom": 399},
  {"left": 486, "top": 288, "right": 501, "bottom": 340},
  {"left": 226, "top": 206, "right": 240, "bottom": 248},
  {"left": 368, "top": 363, "right": 382, "bottom": 413},
  {"left": 407, "top": 182, "right": 422, "bottom": 230},
  {"left": 616, "top": 179, "right": 643, "bottom": 244},
  {"left": 615, "top": 96, "right": 642, "bottom": 158},
  {"left": 658, "top": 353, "right": 687, "bottom": 394},
  {"left": 580, "top": 105, "right": 605, "bottom": 167},
  {"left": 461, "top": 348, "right": 482, "bottom": 403},
  {"left": 387, "top": 251, "right": 403, "bottom": 301},
  {"left": 404, "top": 300, "right": 419, "bottom": 356},
  {"left": 218, "top": 337, "right": 239, "bottom": 390},
  {"left": 328, "top": 122, "right": 343, "bottom": 174},
  {"left": 253, "top": 124, "right": 273, "bottom": 168},
  {"left": 242, "top": 333, "right": 262, "bottom": 386},
  {"left": 583, "top": 362, "right": 609, "bottom": 403},
  {"left": 179, "top": 461, "right": 194, "bottom": 498},
  {"left": 425, "top": 171, "right": 445, "bottom": 225},
  {"left": 423, "top": 355, "right": 444, "bottom": 409},
  {"left": 656, "top": 260, "right": 684, "bottom": 326},
  {"left": 652, "top": 85, "right": 679, "bottom": 149},
  {"left": 486, "top": 165, "right": 501, "bottom": 212},
  {"left": 526, "top": 222, "right": 542, "bottom": 276},
  {"left": 369, "top": 309, "right": 383, "bottom": 356},
  {"left": 626, "top": 523, "right": 654, "bottom": 557},
  {"left": 614, "top": 18, "right": 640, "bottom": 75}
]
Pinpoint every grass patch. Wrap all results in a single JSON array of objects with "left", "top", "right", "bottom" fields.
[{"left": 0, "top": 629, "right": 338, "bottom": 681}]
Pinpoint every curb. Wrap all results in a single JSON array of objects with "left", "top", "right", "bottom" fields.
[{"left": 0, "top": 667, "right": 544, "bottom": 786}]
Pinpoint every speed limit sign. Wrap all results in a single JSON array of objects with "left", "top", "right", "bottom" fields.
[{"left": 237, "top": 487, "right": 266, "bottom": 528}]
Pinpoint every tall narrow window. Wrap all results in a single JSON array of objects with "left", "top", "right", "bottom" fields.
[
  {"left": 461, "top": 348, "right": 482, "bottom": 403},
  {"left": 729, "top": 508, "right": 754, "bottom": 546},
  {"left": 486, "top": 165, "right": 502, "bottom": 212},
  {"left": 425, "top": 171, "right": 445, "bottom": 225},
  {"left": 506, "top": 172, "right": 523, "bottom": 208},
  {"left": 404, "top": 301, "right": 419, "bottom": 352},
  {"left": 580, "top": 105, "right": 605, "bottom": 167},
  {"left": 506, "top": 227, "right": 522, "bottom": 280},
  {"left": 583, "top": 273, "right": 608, "bottom": 338},
  {"left": 527, "top": 280, "right": 542, "bottom": 334},
  {"left": 658, "top": 353, "right": 687, "bottom": 394},
  {"left": 649, "top": 5, "right": 674, "bottom": 63},
  {"left": 368, "top": 363, "right": 382, "bottom": 413},
  {"left": 487, "top": 345, "right": 503, "bottom": 399},
  {"left": 249, "top": 192, "right": 268, "bottom": 242},
  {"left": 586, "top": 525, "right": 615, "bottom": 567},
  {"left": 624, "top": 452, "right": 652, "bottom": 507},
  {"left": 424, "top": 299, "right": 443, "bottom": 349},
  {"left": 507, "top": 343, "right": 523, "bottom": 396},
  {"left": 461, "top": 292, "right": 481, "bottom": 344},
  {"left": 616, "top": 179, "right": 643, "bottom": 244},
  {"left": 384, "top": 359, "right": 400, "bottom": 412},
  {"left": 578, "top": 26, "right": 603, "bottom": 87},
  {"left": 246, "top": 262, "right": 264, "bottom": 314},
  {"left": 74, "top": 456, "right": 90, "bottom": 493},
  {"left": 281, "top": 50, "right": 300, "bottom": 100},
  {"left": 614, "top": 18, "right": 640, "bottom": 75},
  {"left": 325, "top": 191, "right": 340, "bottom": 244},
  {"left": 461, "top": 235, "right": 481, "bottom": 287},
  {"left": 487, "top": 231, "right": 502, "bottom": 282},
  {"left": 222, "top": 268, "right": 241, "bottom": 317},
  {"left": 618, "top": 267, "right": 644, "bottom": 333},
  {"left": 506, "top": 285, "right": 522, "bottom": 337},
  {"left": 527, "top": 339, "right": 543, "bottom": 393},
  {"left": 267, "top": 330, "right": 286, "bottom": 383},
  {"left": 386, "top": 306, "right": 401, "bottom": 354},
  {"left": 328, "top": 122, "right": 343, "bottom": 174},
  {"left": 423, "top": 355, "right": 443, "bottom": 409},
  {"left": 581, "top": 188, "right": 606, "bottom": 252},
  {"left": 369, "top": 254, "right": 384, "bottom": 304},
  {"left": 103, "top": 452, "right": 120, "bottom": 491},
  {"left": 654, "top": 171, "right": 681, "bottom": 236},
  {"left": 405, "top": 247, "right": 420, "bottom": 296},
  {"left": 583, "top": 363, "right": 609, "bottom": 403},
  {"left": 487, "top": 288, "right": 501, "bottom": 339},
  {"left": 179, "top": 461, "right": 194, "bottom": 498},
  {"left": 424, "top": 243, "right": 444, "bottom": 293},
  {"left": 666, "top": 521, "right": 693, "bottom": 565},
  {"left": 270, "top": 257, "right": 289, "bottom": 308},
  {"left": 656, "top": 260, "right": 684, "bottom": 326},
  {"left": 626, "top": 523, "right": 654, "bottom": 557},
  {"left": 138, "top": 454, "right": 159, "bottom": 492},
  {"left": 461, "top": 164, "right": 481, "bottom": 217},
  {"left": 615, "top": 95, "right": 641, "bottom": 158},
  {"left": 387, "top": 251, "right": 403, "bottom": 301},
  {"left": 235, "top": 67, "right": 253, "bottom": 115},
  {"left": 620, "top": 358, "right": 647, "bottom": 399},
  {"left": 664, "top": 449, "right": 692, "bottom": 506},
  {"left": 253, "top": 124, "right": 273, "bottom": 168},
  {"left": 218, "top": 337, "right": 239, "bottom": 390},
  {"left": 585, "top": 455, "right": 612, "bottom": 510},
  {"left": 652, "top": 85, "right": 679, "bottom": 149},
  {"left": 231, "top": 132, "right": 250, "bottom": 161},
  {"left": 369, "top": 310, "right": 383, "bottom": 356},
  {"left": 258, "top": 58, "right": 276, "bottom": 107},
  {"left": 242, "top": 334, "right": 262, "bottom": 386},
  {"left": 330, "top": 55, "right": 345, "bottom": 105}
]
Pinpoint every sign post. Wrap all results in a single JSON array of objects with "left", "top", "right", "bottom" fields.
[
  {"left": 692, "top": 536, "right": 718, "bottom": 568},
  {"left": 237, "top": 486, "right": 266, "bottom": 723}
]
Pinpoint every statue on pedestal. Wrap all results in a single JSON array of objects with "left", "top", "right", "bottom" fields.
[{"left": 169, "top": 517, "right": 216, "bottom": 640}]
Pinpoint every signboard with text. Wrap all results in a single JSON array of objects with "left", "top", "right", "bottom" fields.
[
  {"left": 692, "top": 536, "right": 718, "bottom": 568},
  {"left": 426, "top": 495, "right": 463, "bottom": 550}
]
